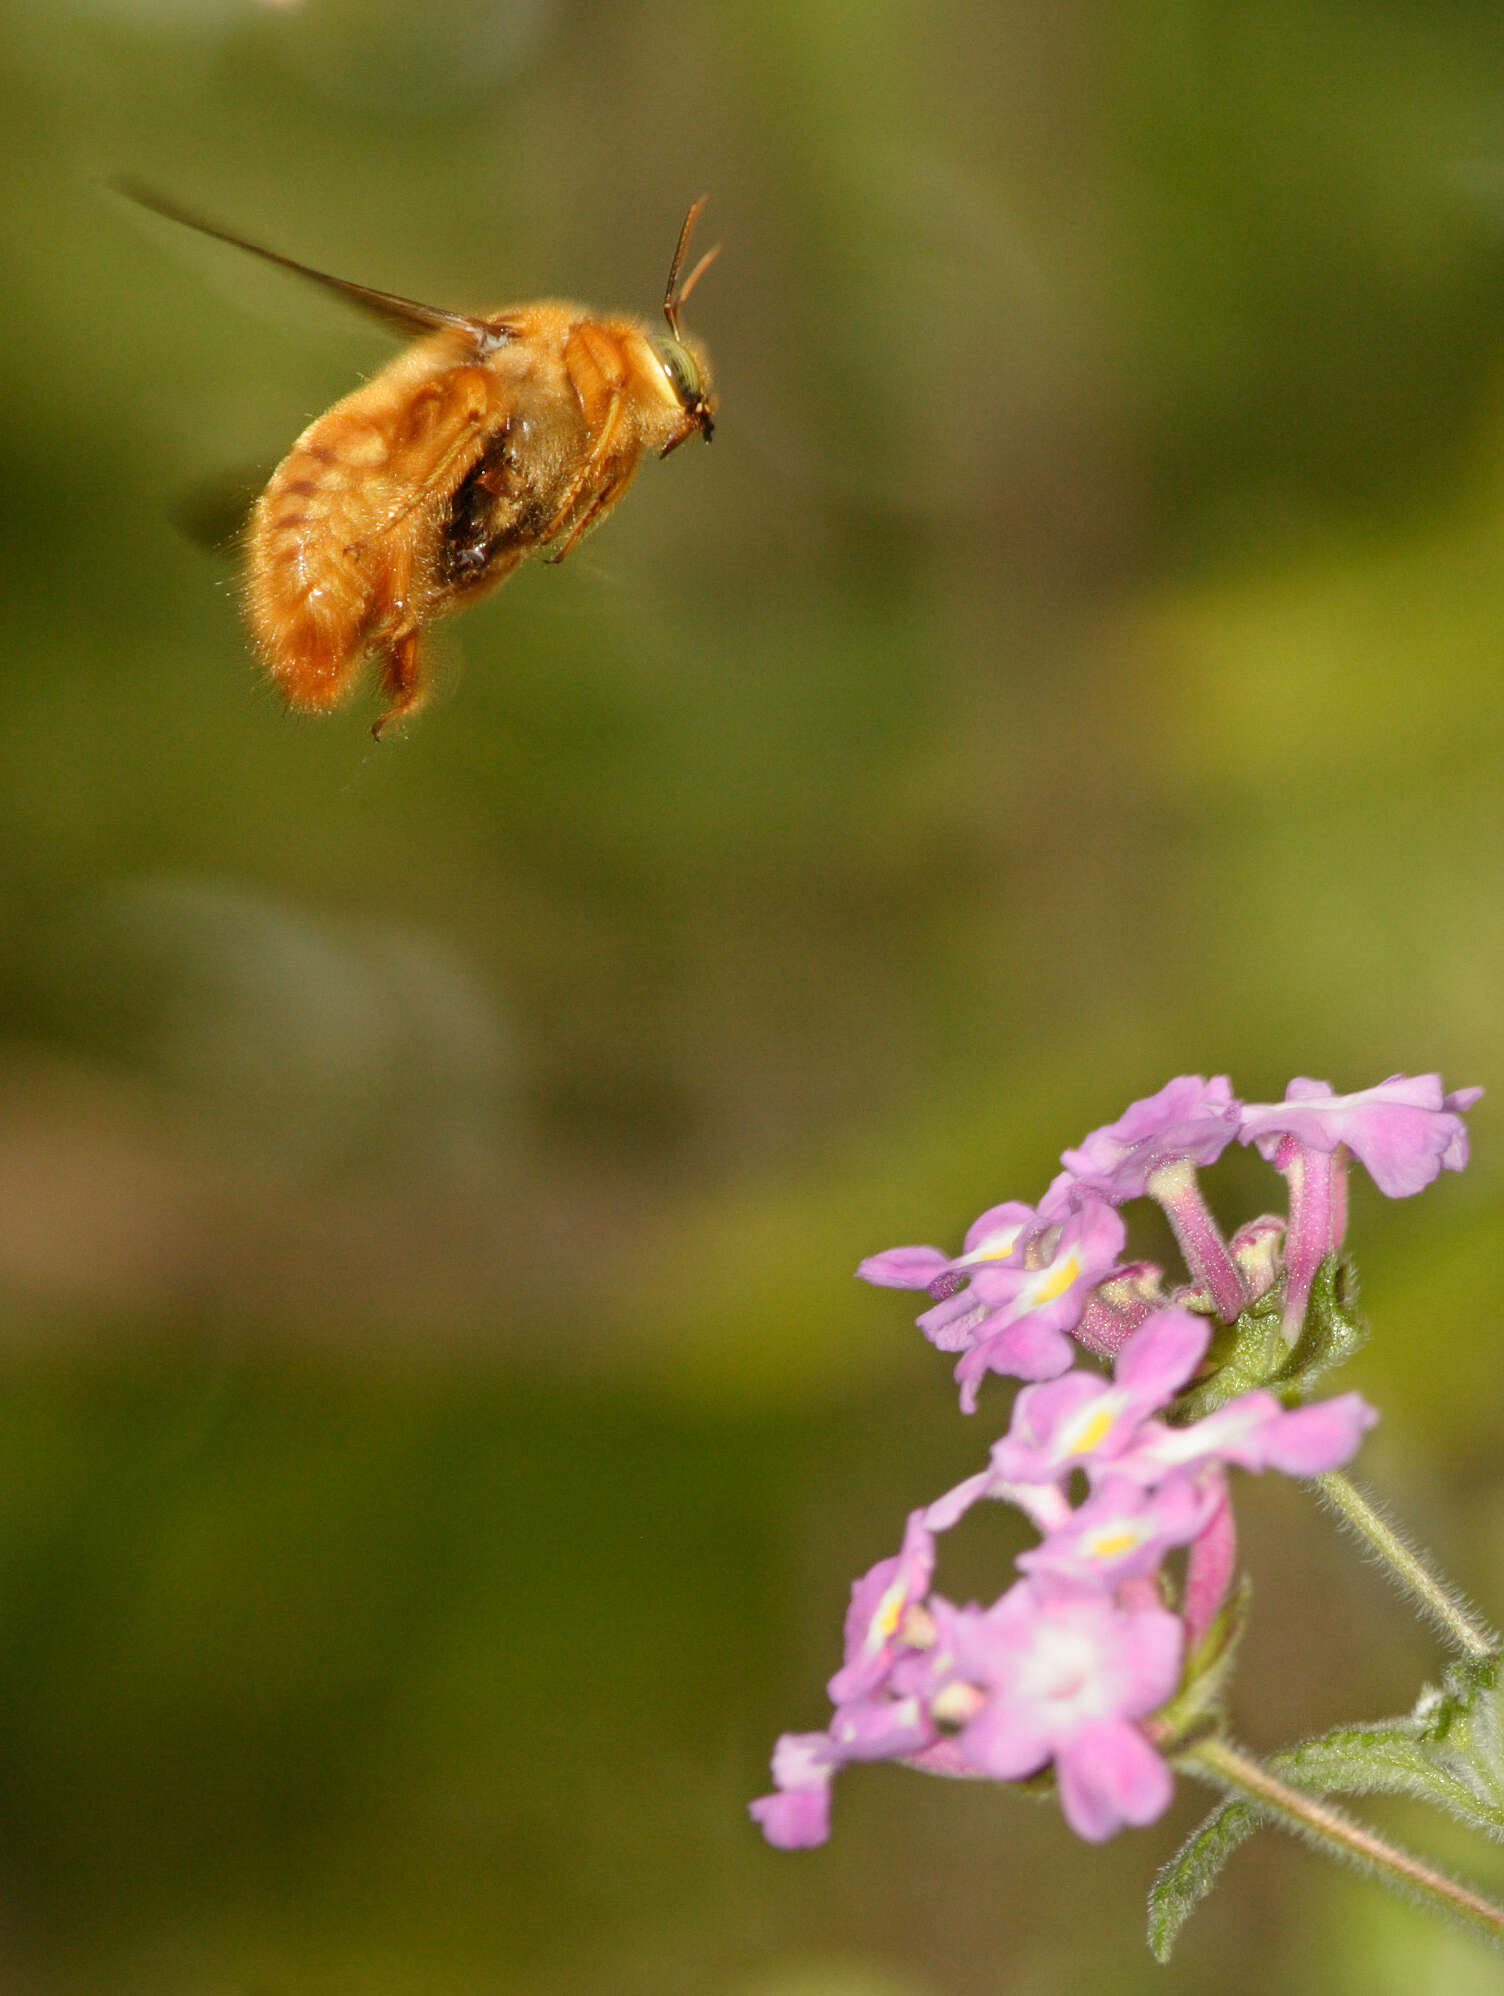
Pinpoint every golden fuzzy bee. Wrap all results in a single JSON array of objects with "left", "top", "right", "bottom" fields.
[{"left": 122, "top": 184, "right": 717, "bottom": 735}]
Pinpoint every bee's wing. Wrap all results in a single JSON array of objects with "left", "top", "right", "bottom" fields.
[{"left": 112, "top": 178, "right": 515, "bottom": 348}]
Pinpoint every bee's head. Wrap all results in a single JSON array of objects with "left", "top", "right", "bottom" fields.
[
  {"left": 658, "top": 199, "right": 719, "bottom": 451},
  {"left": 653, "top": 334, "right": 715, "bottom": 449}
]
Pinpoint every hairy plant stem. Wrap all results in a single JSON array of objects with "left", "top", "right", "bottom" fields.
[
  {"left": 1313, "top": 1471, "right": 1498, "bottom": 1661},
  {"left": 1183, "top": 1736, "right": 1504, "bottom": 1947}
]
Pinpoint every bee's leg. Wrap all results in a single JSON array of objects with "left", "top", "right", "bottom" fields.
[
  {"left": 367, "top": 528, "right": 430, "bottom": 739},
  {"left": 370, "top": 626, "right": 426, "bottom": 740},
  {"left": 542, "top": 390, "right": 626, "bottom": 564},
  {"left": 545, "top": 462, "right": 633, "bottom": 564},
  {"left": 546, "top": 319, "right": 642, "bottom": 563}
]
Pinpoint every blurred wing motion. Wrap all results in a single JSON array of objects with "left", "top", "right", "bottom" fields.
[{"left": 113, "top": 177, "right": 507, "bottom": 347}]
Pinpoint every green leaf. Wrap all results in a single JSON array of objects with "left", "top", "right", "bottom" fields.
[
  {"left": 1148, "top": 1792, "right": 1263, "bottom": 1962},
  {"left": 1262, "top": 1718, "right": 1498, "bottom": 1825},
  {"left": 1412, "top": 1655, "right": 1504, "bottom": 1819},
  {"left": 1283, "top": 1253, "right": 1369, "bottom": 1396},
  {"left": 1149, "top": 1703, "right": 1504, "bottom": 1962}
]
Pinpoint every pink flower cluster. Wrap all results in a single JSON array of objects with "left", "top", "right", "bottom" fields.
[
  {"left": 859, "top": 1073, "right": 1480, "bottom": 1404},
  {"left": 751, "top": 1072, "right": 1479, "bottom": 1852}
]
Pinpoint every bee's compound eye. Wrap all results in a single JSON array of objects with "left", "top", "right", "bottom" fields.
[{"left": 654, "top": 337, "right": 702, "bottom": 409}]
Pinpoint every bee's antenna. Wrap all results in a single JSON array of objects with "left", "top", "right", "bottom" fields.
[{"left": 663, "top": 198, "right": 720, "bottom": 340}]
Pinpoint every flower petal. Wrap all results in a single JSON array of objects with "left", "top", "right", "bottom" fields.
[
  {"left": 1056, "top": 1721, "right": 1174, "bottom": 1841},
  {"left": 749, "top": 1783, "right": 831, "bottom": 1849},
  {"left": 1112, "top": 1308, "right": 1211, "bottom": 1400},
  {"left": 857, "top": 1245, "right": 953, "bottom": 1289}
]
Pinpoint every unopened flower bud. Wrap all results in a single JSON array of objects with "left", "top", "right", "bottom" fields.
[
  {"left": 1229, "top": 1214, "right": 1285, "bottom": 1303},
  {"left": 1074, "top": 1261, "right": 1166, "bottom": 1357}
]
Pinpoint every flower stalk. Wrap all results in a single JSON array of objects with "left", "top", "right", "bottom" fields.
[
  {"left": 1145, "top": 1159, "right": 1246, "bottom": 1324},
  {"left": 1181, "top": 1734, "right": 1504, "bottom": 1948},
  {"left": 1313, "top": 1470, "right": 1499, "bottom": 1661}
]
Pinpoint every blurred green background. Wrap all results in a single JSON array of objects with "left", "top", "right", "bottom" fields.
[{"left": 3, "top": 0, "right": 1504, "bottom": 1989}]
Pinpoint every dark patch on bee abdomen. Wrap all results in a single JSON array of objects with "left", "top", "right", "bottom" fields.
[
  {"left": 442, "top": 449, "right": 501, "bottom": 581},
  {"left": 440, "top": 426, "right": 550, "bottom": 587}
]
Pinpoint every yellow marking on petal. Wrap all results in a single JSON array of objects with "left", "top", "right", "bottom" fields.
[
  {"left": 975, "top": 1227, "right": 1023, "bottom": 1261},
  {"left": 1065, "top": 1405, "right": 1117, "bottom": 1455},
  {"left": 1032, "top": 1251, "right": 1081, "bottom": 1305},
  {"left": 1087, "top": 1528, "right": 1144, "bottom": 1560},
  {"left": 872, "top": 1581, "right": 905, "bottom": 1642},
  {"left": 959, "top": 1225, "right": 1025, "bottom": 1267}
]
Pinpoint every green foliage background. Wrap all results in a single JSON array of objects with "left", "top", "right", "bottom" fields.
[{"left": 2, "top": 1, "right": 1504, "bottom": 1989}]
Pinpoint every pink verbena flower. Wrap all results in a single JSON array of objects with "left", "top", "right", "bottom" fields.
[
  {"left": 860, "top": 1196, "right": 1129, "bottom": 1410},
  {"left": 827, "top": 1509, "right": 936, "bottom": 1705},
  {"left": 749, "top": 1571, "right": 1181, "bottom": 1852},
  {"left": 857, "top": 1201, "right": 1039, "bottom": 1297},
  {"left": 987, "top": 1308, "right": 1376, "bottom": 1493},
  {"left": 1238, "top": 1074, "right": 1482, "bottom": 1199},
  {"left": 1044, "top": 1078, "right": 1248, "bottom": 1320},
  {"left": 1237, "top": 1074, "right": 1480, "bottom": 1339},
  {"left": 942, "top": 1579, "right": 1182, "bottom": 1841},
  {"left": 988, "top": 1308, "right": 1211, "bottom": 1486},
  {"left": 1118, "top": 1389, "right": 1378, "bottom": 1485},
  {"left": 859, "top": 1199, "right": 1087, "bottom": 1389},
  {"left": 950, "top": 1199, "right": 1127, "bottom": 1412},
  {"left": 1052, "top": 1076, "right": 1243, "bottom": 1205},
  {"left": 1016, "top": 1471, "right": 1221, "bottom": 1587},
  {"left": 749, "top": 1733, "right": 836, "bottom": 1848},
  {"left": 750, "top": 1553, "right": 945, "bottom": 1853},
  {"left": 757, "top": 1064, "right": 1444, "bottom": 1863}
]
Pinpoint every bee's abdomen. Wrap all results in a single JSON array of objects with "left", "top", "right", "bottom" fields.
[{"left": 246, "top": 412, "right": 394, "bottom": 713}]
